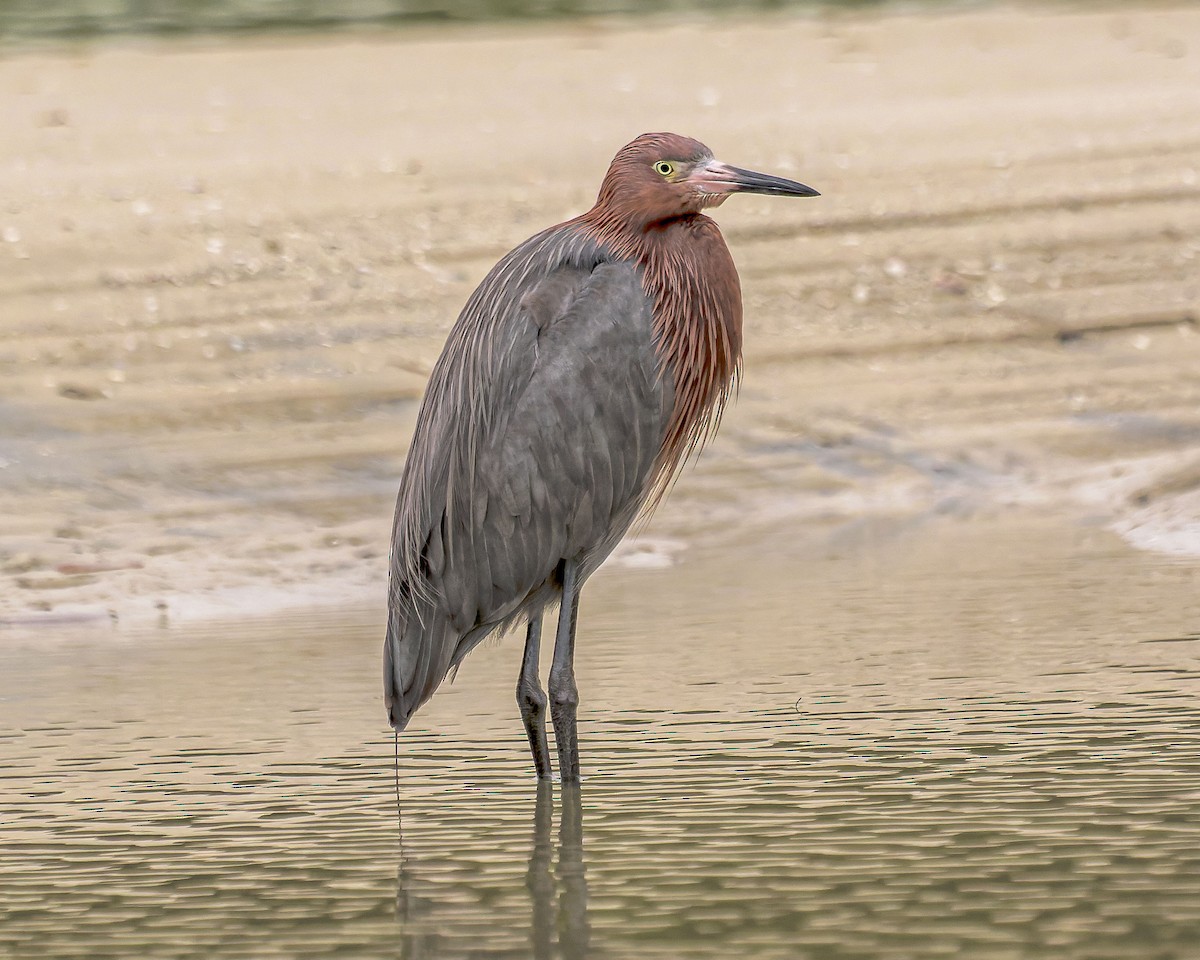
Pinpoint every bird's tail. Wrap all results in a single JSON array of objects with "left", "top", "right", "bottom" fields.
[{"left": 384, "top": 594, "right": 458, "bottom": 732}]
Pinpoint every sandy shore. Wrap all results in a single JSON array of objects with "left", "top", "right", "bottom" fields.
[{"left": 1, "top": 3, "right": 1198, "bottom": 623}]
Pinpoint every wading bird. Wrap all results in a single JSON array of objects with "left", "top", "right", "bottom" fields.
[{"left": 385, "top": 133, "right": 818, "bottom": 781}]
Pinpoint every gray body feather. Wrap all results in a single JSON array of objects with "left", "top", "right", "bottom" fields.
[{"left": 385, "top": 224, "right": 673, "bottom": 729}]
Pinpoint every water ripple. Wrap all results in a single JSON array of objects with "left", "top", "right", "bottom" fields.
[{"left": 3, "top": 520, "right": 1199, "bottom": 957}]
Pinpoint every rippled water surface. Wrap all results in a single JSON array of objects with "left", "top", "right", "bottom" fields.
[{"left": 3, "top": 517, "right": 1199, "bottom": 958}]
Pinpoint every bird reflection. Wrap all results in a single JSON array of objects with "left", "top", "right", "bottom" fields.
[
  {"left": 530, "top": 783, "right": 590, "bottom": 960},
  {"left": 527, "top": 783, "right": 555, "bottom": 959},
  {"left": 394, "top": 841, "right": 441, "bottom": 959},
  {"left": 396, "top": 784, "right": 589, "bottom": 959},
  {"left": 557, "top": 786, "right": 590, "bottom": 959}
]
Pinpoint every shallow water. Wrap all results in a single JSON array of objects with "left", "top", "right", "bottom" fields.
[{"left": 3, "top": 515, "right": 1199, "bottom": 958}]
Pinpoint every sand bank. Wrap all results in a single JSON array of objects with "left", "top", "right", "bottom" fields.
[{"left": 1, "top": 3, "right": 1198, "bottom": 622}]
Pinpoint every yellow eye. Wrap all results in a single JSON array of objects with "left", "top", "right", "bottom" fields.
[{"left": 654, "top": 160, "right": 675, "bottom": 178}]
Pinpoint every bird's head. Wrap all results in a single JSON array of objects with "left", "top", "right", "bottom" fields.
[{"left": 594, "top": 132, "right": 819, "bottom": 229}]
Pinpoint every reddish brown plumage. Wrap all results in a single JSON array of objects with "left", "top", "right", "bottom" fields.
[{"left": 576, "top": 133, "right": 744, "bottom": 489}]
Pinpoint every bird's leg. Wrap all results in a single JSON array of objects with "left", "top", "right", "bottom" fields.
[
  {"left": 518, "top": 614, "right": 552, "bottom": 781},
  {"left": 549, "top": 559, "right": 582, "bottom": 784}
]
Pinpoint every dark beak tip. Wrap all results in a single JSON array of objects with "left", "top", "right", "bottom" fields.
[
  {"left": 723, "top": 164, "right": 820, "bottom": 199},
  {"left": 769, "top": 183, "right": 820, "bottom": 199}
]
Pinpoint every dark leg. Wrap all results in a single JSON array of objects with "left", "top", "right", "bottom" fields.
[
  {"left": 518, "top": 614, "right": 552, "bottom": 781},
  {"left": 549, "top": 559, "right": 582, "bottom": 783}
]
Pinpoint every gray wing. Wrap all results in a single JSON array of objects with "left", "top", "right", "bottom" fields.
[{"left": 385, "top": 239, "right": 672, "bottom": 729}]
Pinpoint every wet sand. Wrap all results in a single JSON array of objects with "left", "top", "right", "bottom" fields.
[{"left": 2, "top": 3, "right": 1199, "bottom": 623}]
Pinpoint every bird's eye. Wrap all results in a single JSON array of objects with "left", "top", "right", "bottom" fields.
[{"left": 654, "top": 160, "right": 675, "bottom": 178}]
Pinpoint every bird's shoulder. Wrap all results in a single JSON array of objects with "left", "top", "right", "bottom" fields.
[{"left": 460, "top": 222, "right": 642, "bottom": 336}]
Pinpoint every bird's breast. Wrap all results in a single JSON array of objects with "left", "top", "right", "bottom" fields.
[{"left": 639, "top": 216, "right": 744, "bottom": 478}]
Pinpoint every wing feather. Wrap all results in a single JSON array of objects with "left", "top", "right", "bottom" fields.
[{"left": 385, "top": 229, "right": 674, "bottom": 729}]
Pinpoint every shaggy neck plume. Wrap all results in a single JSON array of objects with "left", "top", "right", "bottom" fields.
[{"left": 576, "top": 203, "right": 744, "bottom": 485}]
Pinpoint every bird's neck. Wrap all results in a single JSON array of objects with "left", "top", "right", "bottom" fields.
[{"left": 580, "top": 210, "right": 744, "bottom": 482}]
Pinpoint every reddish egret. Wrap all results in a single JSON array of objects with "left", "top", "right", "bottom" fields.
[{"left": 385, "top": 132, "right": 818, "bottom": 781}]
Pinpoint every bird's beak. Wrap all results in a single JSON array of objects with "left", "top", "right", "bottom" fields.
[{"left": 691, "top": 158, "right": 820, "bottom": 198}]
